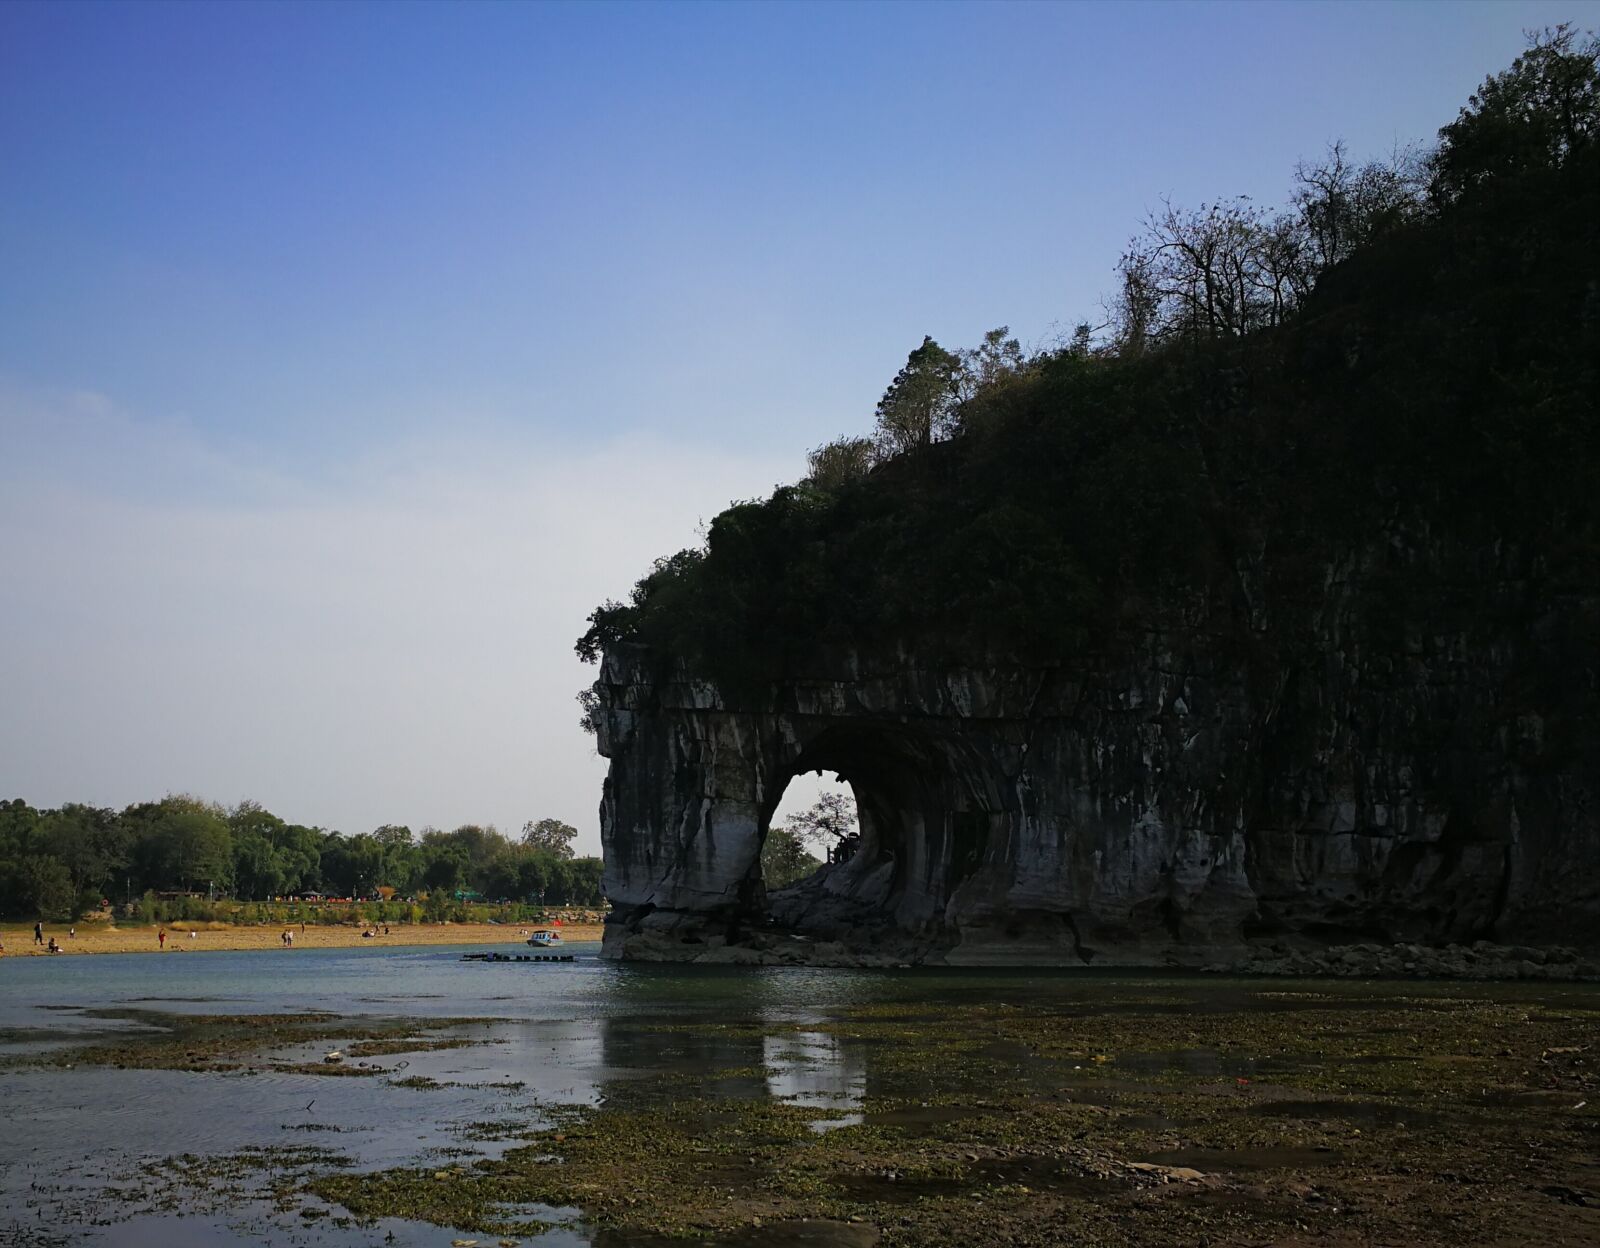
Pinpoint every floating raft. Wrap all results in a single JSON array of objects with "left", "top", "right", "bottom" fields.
[{"left": 460, "top": 952, "right": 574, "bottom": 963}]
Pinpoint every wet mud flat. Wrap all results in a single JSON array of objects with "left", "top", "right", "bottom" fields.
[
  {"left": 0, "top": 1004, "right": 587, "bottom": 1248},
  {"left": 318, "top": 986, "right": 1600, "bottom": 1247},
  {"left": 3, "top": 975, "right": 1598, "bottom": 1247}
]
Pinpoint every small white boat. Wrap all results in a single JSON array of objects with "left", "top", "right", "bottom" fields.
[{"left": 526, "top": 928, "right": 563, "bottom": 947}]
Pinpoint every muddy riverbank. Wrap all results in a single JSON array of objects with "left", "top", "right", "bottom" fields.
[
  {"left": 619, "top": 925, "right": 1600, "bottom": 985},
  {"left": 1, "top": 920, "right": 603, "bottom": 957},
  {"left": 2, "top": 948, "right": 1596, "bottom": 1246}
]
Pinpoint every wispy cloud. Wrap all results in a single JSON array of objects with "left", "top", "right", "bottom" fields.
[{"left": 0, "top": 387, "right": 797, "bottom": 851}]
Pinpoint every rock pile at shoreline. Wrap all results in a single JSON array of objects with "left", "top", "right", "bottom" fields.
[
  {"left": 611, "top": 922, "right": 1600, "bottom": 981},
  {"left": 1217, "top": 940, "right": 1600, "bottom": 982}
]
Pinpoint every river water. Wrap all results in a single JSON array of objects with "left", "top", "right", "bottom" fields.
[{"left": 1, "top": 941, "right": 1594, "bottom": 1247}]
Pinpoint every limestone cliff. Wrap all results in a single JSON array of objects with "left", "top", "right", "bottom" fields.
[
  {"left": 588, "top": 75, "right": 1600, "bottom": 965},
  {"left": 595, "top": 532, "right": 1598, "bottom": 966}
]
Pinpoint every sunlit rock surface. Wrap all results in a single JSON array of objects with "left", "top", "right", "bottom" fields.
[{"left": 594, "top": 543, "right": 1598, "bottom": 965}]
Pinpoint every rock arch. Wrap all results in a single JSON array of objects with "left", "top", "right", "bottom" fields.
[
  {"left": 594, "top": 564, "right": 1598, "bottom": 965},
  {"left": 759, "top": 722, "right": 1013, "bottom": 938},
  {"left": 592, "top": 645, "right": 1265, "bottom": 966}
]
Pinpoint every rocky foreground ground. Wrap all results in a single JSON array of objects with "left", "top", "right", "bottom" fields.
[
  {"left": 1220, "top": 940, "right": 1600, "bottom": 982},
  {"left": 613, "top": 925, "right": 1600, "bottom": 983},
  {"left": 20, "top": 975, "right": 1593, "bottom": 1248}
]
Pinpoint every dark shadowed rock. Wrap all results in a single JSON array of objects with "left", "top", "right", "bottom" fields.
[{"left": 594, "top": 533, "right": 1598, "bottom": 968}]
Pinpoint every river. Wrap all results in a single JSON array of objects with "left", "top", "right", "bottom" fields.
[{"left": 2, "top": 941, "right": 1596, "bottom": 1247}]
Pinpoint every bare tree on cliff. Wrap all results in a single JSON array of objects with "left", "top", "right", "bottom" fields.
[
  {"left": 1292, "top": 140, "right": 1424, "bottom": 271},
  {"left": 1115, "top": 197, "right": 1310, "bottom": 344},
  {"left": 782, "top": 792, "right": 857, "bottom": 849}
]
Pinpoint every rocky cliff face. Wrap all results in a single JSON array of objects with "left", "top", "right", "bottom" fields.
[{"left": 594, "top": 534, "right": 1598, "bottom": 965}]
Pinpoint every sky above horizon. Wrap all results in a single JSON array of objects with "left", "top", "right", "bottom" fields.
[{"left": 3, "top": 0, "right": 1595, "bottom": 852}]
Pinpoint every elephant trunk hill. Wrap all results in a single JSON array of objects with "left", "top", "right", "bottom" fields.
[
  {"left": 588, "top": 48, "right": 1600, "bottom": 968},
  {"left": 594, "top": 565, "right": 1597, "bottom": 967}
]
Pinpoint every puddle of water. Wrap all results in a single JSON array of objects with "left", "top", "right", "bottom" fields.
[
  {"left": 833, "top": 1155, "right": 1105, "bottom": 1204},
  {"left": 1116, "top": 1047, "right": 1409, "bottom": 1079},
  {"left": 973, "top": 1038, "right": 1035, "bottom": 1062},
  {"left": 1478, "top": 1087, "right": 1590, "bottom": 1108},
  {"left": 1120, "top": 1112, "right": 1184, "bottom": 1131},
  {"left": 1141, "top": 1145, "right": 1344, "bottom": 1171},
  {"left": 70, "top": 1210, "right": 592, "bottom": 1247},
  {"left": 4, "top": 947, "right": 1596, "bottom": 1245},
  {"left": 862, "top": 1104, "right": 983, "bottom": 1134},
  {"left": 597, "top": 1220, "right": 878, "bottom": 1247},
  {"left": 1248, "top": 1099, "right": 1440, "bottom": 1128},
  {"left": 765, "top": 1031, "right": 867, "bottom": 1130},
  {"left": 122, "top": 996, "right": 248, "bottom": 1004}
]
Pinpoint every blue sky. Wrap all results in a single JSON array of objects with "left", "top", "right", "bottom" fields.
[{"left": 2, "top": 0, "right": 1594, "bottom": 848}]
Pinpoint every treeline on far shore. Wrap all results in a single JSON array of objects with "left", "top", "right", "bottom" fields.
[
  {"left": 26, "top": 896, "right": 602, "bottom": 929},
  {"left": 0, "top": 795, "right": 604, "bottom": 922}
]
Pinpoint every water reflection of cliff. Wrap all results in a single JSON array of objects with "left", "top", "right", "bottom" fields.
[
  {"left": 764, "top": 1031, "right": 866, "bottom": 1127},
  {"left": 594, "top": 1014, "right": 867, "bottom": 1122},
  {"left": 595, "top": 1015, "right": 761, "bottom": 1109}
]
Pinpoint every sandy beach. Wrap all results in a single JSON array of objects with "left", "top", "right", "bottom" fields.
[{"left": 0, "top": 920, "right": 604, "bottom": 957}]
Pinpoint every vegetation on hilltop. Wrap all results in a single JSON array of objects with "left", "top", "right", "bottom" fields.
[{"left": 577, "top": 29, "right": 1600, "bottom": 692}]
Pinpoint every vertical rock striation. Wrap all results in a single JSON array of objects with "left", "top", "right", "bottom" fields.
[{"left": 595, "top": 534, "right": 1598, "bottom": 965}]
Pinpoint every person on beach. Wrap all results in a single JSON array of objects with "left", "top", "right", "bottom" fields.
[
  {"left": 158, "top": 927, "right": 166, "bottom": 949},
  {"left": 47, "top": 937, "right": 61, "bottom": 953},
  {"left": 34, "top": 921, "right": 43, "bottom": 946}
]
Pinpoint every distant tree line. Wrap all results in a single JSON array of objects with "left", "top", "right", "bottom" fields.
[
  {"left": 760, "top": 792, "right": 858, "bottom": 889},
  {"left": 0, "top": 795, "right": 602, "bottom": 920}
]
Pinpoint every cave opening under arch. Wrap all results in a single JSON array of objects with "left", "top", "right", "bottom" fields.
[{"left": 751, "top": 723, "right": 1009, "bottom": 934}]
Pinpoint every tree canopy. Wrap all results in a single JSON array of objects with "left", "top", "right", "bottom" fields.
[
  {"left": 873, "top": 336, "right": 963, "bottom": 455},
  {"left": 780, "top": 791, "right": 857, "bottom": 849},
  {"left": 576, "top": 30, "right": 1599, "bottom": 688},
  {"left": 1432, "top": 24, "right": 1599, "bottom": 202},
  {"left": 0, "top": 795, "right": 603, "bottom": 919},
  {"left": 522, "top": 818, "right": 578, "bottom": 858},
  {"left": 760, "top": 826, "right": 821, "bottom": 890}
]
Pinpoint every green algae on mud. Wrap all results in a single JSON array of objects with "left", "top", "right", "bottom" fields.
[
  {"left": 47, "top": 1143, "right": 360, "bottom": 1233},
  {"left": 18, "top": 981, "right": 1599, "bottom": 1246},
  {"left": 19, "top": 1008, "right": 489, "bottom": 1075},
  {"left": 303, "top": 985, "right": 1600, "bottom": 1246}
]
